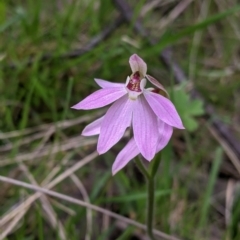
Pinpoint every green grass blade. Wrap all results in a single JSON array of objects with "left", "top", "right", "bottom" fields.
[
  {"left": 150, "top": 5, "right": 240, "bottom": 52},
  {"left": 115, "top": 226, "right": 135, "bottom": 240},
  {"left": 90, "top": 172, "right": 111, "bottom": 200},
  {"left": 99, "top": 189, "right": 172, "bottom": 203},
  {"left": 200, "top": 148, "right": 223, "bottom": 227}
]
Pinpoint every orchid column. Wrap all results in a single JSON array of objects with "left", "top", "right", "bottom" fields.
[{"left": 72, "top": 54, "right": 184, "bottom": 239}]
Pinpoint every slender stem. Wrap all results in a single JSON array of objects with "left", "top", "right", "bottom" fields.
[
  {"left": 134, "top": 154, "right": 162, "bottom": 240},
  {"left": 147, "top": 153, "right": 162, "bottom": 240},
  {"left": 147, "top": 176, "right": 155, "bottom": 240},
  {"left": 134, "top": 157, "right": 155, "bottom": 239},
  {"left": 135, "top": 156, "right": 150, "bottom": 180},
  {"left": 151, "top": 152, "right": 161, "bottom": 177}
]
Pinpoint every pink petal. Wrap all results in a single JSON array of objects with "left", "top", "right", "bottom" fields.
[
  {"left": 146, "top": 75, "right": 169, "bottom": 98},
  {"left": 82, "top": 117, "right": 104, "bottom": 136},
  {"left": 97, "top": 95, "right": 134, "bottom": 154},
  {"left": 94, "top": 79, "right": 125, "bottom": 89},
  {"left": 71, "top": 87, "right": 127, "bottom": 110},
  {"left": 144, "top": 91, "right": 184, "bottom": 129},
  {"left": 156, "top": 121, "right": 173, "bottom": 152},
  {"left": 132, "top": 95, "right": 158, "bottom": 161},
  {"left": 112, "top": 138, "right": 139, "bottom": 175},
  {"left": 129, "top": 54, "right": 147, "bottom": 76}
]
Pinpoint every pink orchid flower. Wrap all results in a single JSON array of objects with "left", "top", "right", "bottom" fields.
[
  {"left": 81, "top": 116, "right": 173, "bottom": 175},
  {"left": 112, "top": 120, "right": 173, "bottom": 174},
  {"left": 72, "top": 54, "right": 184, "bottom": 171}
]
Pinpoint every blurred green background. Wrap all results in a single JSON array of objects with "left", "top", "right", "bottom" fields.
[{"left": 1, "top": 0, "right": 240, "bottom": 239}]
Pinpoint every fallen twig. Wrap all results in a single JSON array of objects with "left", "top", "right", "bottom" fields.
[
  {"left": 0, "top": 175, "right": 182, "bottom": 240},
  {"left": 0, "top": 112, "right": 103, "bottom": 140},
  {"left": 0, "top": 151, "right": 98, "bottom": 227}
]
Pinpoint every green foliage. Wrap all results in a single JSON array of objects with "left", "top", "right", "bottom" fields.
[
  {"left": 99, "top": 189, "right": 171, "bottom": 203},
  {"left": 0, "top": 0, "right": 238, "bottom": 239},
  {"left": 200, "top": 148, "right": 223, "bottom": 227},
  {"left": 0, "top": 1, "right": 6, "bottom": 24},
  {"left": 149, "top": 5, "right": 240, "bottom": 52},
  {"left": 172, "top": 83, "right": 205, "bottom": 132}
]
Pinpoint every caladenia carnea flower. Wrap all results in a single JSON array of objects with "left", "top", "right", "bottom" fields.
[
  {"left": 112, "top": 120, "right": 173, "bottom": 175},
  {"left": 72, "top": 54, "right": 184, "bottom": 174}
]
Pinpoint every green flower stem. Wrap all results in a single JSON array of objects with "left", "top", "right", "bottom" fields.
[
  {"left": 147, "top": 176, "right": 155, "bottom": 240},
  {"left": 150, "top": 152, "right": 162, "bottom": 177},
  {"left": 135, "top": 154, "right": 162, "bottom": 240}
]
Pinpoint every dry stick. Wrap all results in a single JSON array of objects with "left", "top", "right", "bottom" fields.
[
  {"left": 157, "top": 0, "right": 194, "bottom": 31},
  {"left": 18, "top": 167, "right": 67, "bottom": 240},
  {"left": 0, "top": 111, "right": 103, "bottom": 140},
  {"left": 0, "top": 206, "right": 29, "bottom": 239},
  {"left": 1, "top": 130, "right": 130, "bottom": 167},
  {"left": 0, "top": 131, "right": 50, "bottom": 152},
  {"left": 50, "top": 199, "right": 76, "bottom": 216},
  {"left": 0, "top": 137, "right": 97, "bottom": 166},
  {"left": 1, "top": 123, "right": 54, "bottom": 154},
  {"left": 113, "top": 0, "right": 240, "bottom": 161},
  {"left": 70, "top": 174, "right": 92, "bottom": 240},
  {"left": 188, "top": 0, "right": 211, "bottom": 81},
  {"left": 0, "top": 130, "right": 67, "bottom": 239},
  {"left": 206, "top": 124, "right": 240, "bottom": 175},
  {"left": 32, "top": 127, "right": 55, "bottom": 155},
  {"left": 225, "top": 179, "right": 235, "bottom": 226},
  {"left": 0, "top": 151, "right": 98, "bottom": 228},
  {"left": 40, "top": 152, "right": 73, "bottom": 186},
  {"left": 102, "top": 181, "right": 113, "bottom": 233},
  {"left": 141, "top": 0, "right": 177, "bottom": 17},
  {"left": 0, "top": 175, "right": 181, "bottom": 240},
  {"left": 41, "top": 156, "right": 82, "bottom": 218}
]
